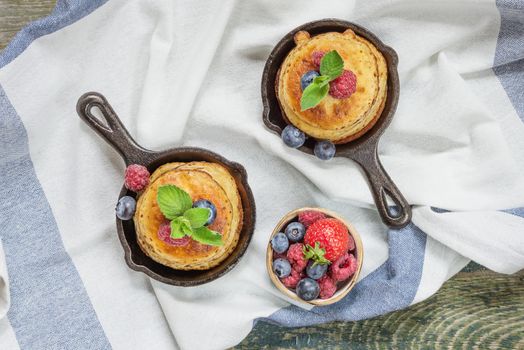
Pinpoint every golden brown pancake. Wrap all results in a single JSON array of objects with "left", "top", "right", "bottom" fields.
[
  {"left": 134, "top": 162, "right": 243, "bottom": 270},
  {"left": 277, "top": 29, "right": 388, "bottom": 144}
]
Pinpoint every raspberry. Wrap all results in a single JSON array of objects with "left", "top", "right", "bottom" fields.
[
  {"left": 124, "top": 164, "right": 150, "bottom": 192},
  {"left": 280, "top": 269, "right": 303, "bottom": 288},
  {"left": 298, "top": 210, "right": 327, "bottom": 228},
  {"left": 330, "top": 253, "right": 357, "bottom": 282},
  {"left": 318, "top": 275, "right": 337, "bottom": 299},
  {"left": 348, "top": 234, "right": 355, "bottom": 251},
  {"left": 329, "top": 70, "right": 357, "bottom": 99},
  {"left": 304, "top": 218, "right": 350, "bottom": 262},
  {"left": 287, "top": 243, "right": 308, "bottom": 272},
  {"left": 157, "top": 221, "right": 190, "bottom": 247},
  {"left": 311, "top": 51, "right": 325, "bottom": 68}
]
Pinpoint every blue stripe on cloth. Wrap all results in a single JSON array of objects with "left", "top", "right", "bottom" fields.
[
  {"left": 494, "top": 0, "right": 524, "bottom": 220},
  {"left": 433, "top": 206, "right": 524, "bottom": 218},
  {"left": 264, "top": 223, "right": 426, "bottom": 327},
  {"left": 0, "top": 85, "right": 111, "bottom": 349},
  {"left": 494, "top": 0, "right": 524, "bottom": 121},
  {"left": 0, "top": 0, "right": 108, "bottom": 68},
  {"left": 1, "top": 1, "right": 111, "bottom": 347},
  {"left": 503, "top": 207, "right": 524, "bottom": 218}
]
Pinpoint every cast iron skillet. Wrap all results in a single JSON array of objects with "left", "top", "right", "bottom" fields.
[
  {"left": 76, "top": 92, "right": 256, "bottom": 286},
  {"left": 262, "top": 19, "right": 411, "bottom": 228}
]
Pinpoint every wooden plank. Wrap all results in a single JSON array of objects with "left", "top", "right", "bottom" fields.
[
  {"left": 234, "top": 268, "right": 524, "bottom": 349},
  {"left": 0, "top": 0, "right": 56, "bottom": 50}
]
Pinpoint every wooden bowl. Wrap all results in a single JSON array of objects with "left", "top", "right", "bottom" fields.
[
  {"left": 77, "top": 92, "right": 256, "bottom": 286},
  {"left": 266, "top": 207, "right": 363, "bottom": 306}
]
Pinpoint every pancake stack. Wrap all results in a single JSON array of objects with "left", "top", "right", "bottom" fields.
[
  {"left": 277, "top": 29, "right": 388, "bottom": 144},
  {"left": 134, "top": 162, "right": 243, "bottom": 270}
]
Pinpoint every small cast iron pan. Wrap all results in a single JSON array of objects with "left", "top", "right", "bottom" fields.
[
  {"left": 262, "top": 19, "right": 411, "bottom": 228},
  {"left": 76, "top": 92, "right": 256, "bottom": 286}
]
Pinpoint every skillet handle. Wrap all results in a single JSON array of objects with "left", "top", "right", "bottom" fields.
[
  {"left": 76, "top": 92, "right": 153, "bottom": 166},
  {"left": 352, "top": 147, "right": 412, "bottom": 228}
]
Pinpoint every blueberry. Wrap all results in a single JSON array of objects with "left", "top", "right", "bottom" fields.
[
  {"left": 273, "top": 258, "right": 292, "bottom": 278},
  {"left": 281, "top": 125, "right": 306, "bottom": 148},
  {"left": 301, "top": 70, "right": 320, "bottom": 90},
  {"left": 193, "top": 200, "right": 217, "bottom": 225},
  {"left": 271, "top": 232, "right": 289, "bottom": 254},
  {"left": 314, "top": 140, "right": 336, "bottom": 160},
  {"left": 285, "top": 222, "right": 305, "bottom": 242},
  {"left": 306, "top": 261, "right": 328, "bottom": 280},
  {"left": 296, "top": 278, "right": 320, "bottom": 301},
  {"left": 116, "top": 196, "right": 136, "bottom": 220}
]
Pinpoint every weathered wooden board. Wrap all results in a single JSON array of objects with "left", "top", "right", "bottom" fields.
[
  {"left": 0, "top": 0, "right": 55, "bottom": 51},
  {"left": 234, "top": 268, "right": 524, "bottom": 349}
]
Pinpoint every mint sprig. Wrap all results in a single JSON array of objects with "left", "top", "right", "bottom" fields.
[
  {"left": 157, "top": 185, "right": 223, "bottom": 246},
  {"left": 300, "top": 50, "right": 344, "bottom": 111}
]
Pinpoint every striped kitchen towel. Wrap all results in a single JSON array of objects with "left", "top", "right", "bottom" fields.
[{"left": 1, "top": 0, "right": 523, "bottom": 349}]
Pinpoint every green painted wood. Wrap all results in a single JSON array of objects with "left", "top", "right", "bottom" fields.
[
  {"left": 234, "top": 268, "right": 524, "bottom": 349},
  {"left": 1, "top": 2, "right": 523, "bottom": 349}
]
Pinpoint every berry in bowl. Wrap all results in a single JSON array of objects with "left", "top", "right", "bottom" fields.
[{"left": 266, "top": 208, "right": 363, "bottom": 305}]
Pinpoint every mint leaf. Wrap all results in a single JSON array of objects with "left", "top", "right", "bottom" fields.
[
  {"left": 170, "top": 216, "right": 193, "bottom": 239},
  {"left": 192, "top": 227, "right": 223, "bottom": 246},
  {"left": 182, "top": 225, "right": 193, "bottom": 236},
  {"left": 184, "top": 207, "right": 210, "bottom": 228},
  {"left": 300, "top": 81, "right": 329, "bottom": 111},
  {"left": 157, "top": 185, "right": 193, "bottom": 219},
  {"left": 320, "top": 50, "right": 344, "bottom": 81},
  {"left": 170, "top": 219, "right": 187, "bottom": 239},
  {"left": 313, "top": 75, "right": 330, "bottom": 87},
  {"left": 178, "top": 216, "right": 192, "bottom": 233},
  {"left": 300, "top": 50, "right": 345, "bottom": 110}
]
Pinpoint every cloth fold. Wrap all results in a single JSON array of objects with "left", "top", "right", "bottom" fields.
[
  {"left": 0, "top": 241, "right": 9, "bottom": 320},
  {"left": 413, "top": 207, "right": 524, "bottom": 274},
  {"left": 1, "top": 0, "right": 523, "bottom": 349}
]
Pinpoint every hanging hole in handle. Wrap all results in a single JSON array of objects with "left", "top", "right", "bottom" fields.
[
  {"left": 86, "top": 104, "right": 112, "bottom": 132},
  {"left": 381, "top": 188, "right": 403, "bottom": 219}
]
